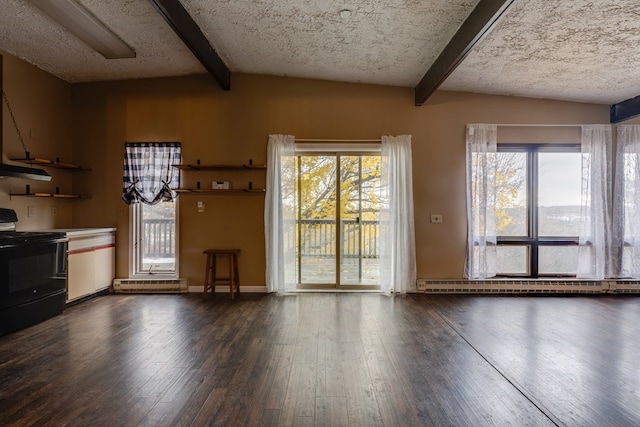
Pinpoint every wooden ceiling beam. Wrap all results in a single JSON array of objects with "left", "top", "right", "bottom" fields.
[
  {"left": 149, "top": 0, "right": 230, "bottom": 90},
  {"left": 414, "top": 0, "right": 515, "bottom": 106},
  {"left": 610, "top": 95, "right": 640, "bottom": 123}
]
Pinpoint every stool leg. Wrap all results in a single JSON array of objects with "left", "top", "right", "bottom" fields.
[
  {"left": 203, "top": 253, "right": 211, "bottom": 300},
  {"left": 211, "top": 254, "right": 217, "bottom": 298},
  {"left": 228, "top": 254, "right": 234, "bottom": 299},
  {"left": 233, "top": 253, "right": 240, "bottom": 298}
]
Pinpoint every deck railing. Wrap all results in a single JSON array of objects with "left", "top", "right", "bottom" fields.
[
  {"left": 287, "top": 218, "right": 380, "bottom": 259},
  {"left": 143, "top": 218, "right": 175, "bottom": 258},
  {"left": 142, "top": 218, "right": 379, "bottom": 260}
]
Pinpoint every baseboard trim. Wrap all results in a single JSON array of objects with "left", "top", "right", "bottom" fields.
[
  {"left": 66, "top": 288, "right": 110, "bottom": 307},
  {"left": 416, "top": 279, "right": 640, "bottom": 294}
]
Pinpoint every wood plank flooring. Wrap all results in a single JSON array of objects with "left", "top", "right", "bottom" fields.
[{"left": 0, "top": 293, "right": 638, "bottom": 426}]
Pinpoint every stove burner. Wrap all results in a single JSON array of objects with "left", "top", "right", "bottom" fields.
[{"left": 0, "top": 209, "right": 66, "bottom": 248}]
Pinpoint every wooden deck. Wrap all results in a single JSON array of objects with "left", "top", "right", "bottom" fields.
[
  {"left": 0, "top": 293, "right": 638, "bottom": 425},
  {"left": 299, "top": 257, "right": 380, "bottom": 285}
]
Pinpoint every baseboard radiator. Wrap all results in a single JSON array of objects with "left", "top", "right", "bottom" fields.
[
  {"left": 417, "top": 279, "right": 640, "bottom": 295},
  {"left": 113, "top": 278, "right": 189, "bottom": 294}
]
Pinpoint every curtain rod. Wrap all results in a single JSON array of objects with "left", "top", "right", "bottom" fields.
[
  {"left": 495, "top": 124, "right": 599, "bottom": 128},
  {"left": 295, "top": 138, "right": 381, "bottom": 142}
]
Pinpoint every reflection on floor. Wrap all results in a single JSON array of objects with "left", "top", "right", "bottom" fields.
[{"left": 0, "top": 293, "right": 638, "bottom": 425}]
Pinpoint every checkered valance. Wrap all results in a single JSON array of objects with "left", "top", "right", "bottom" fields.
[{"left": 122, "top": 142, "right": 181, "bottom": 205}]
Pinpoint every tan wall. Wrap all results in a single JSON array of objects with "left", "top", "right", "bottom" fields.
[
  {"left": 70, "top": 73, "right": 609, "bottom": 285},
  {"left": 0, "top": 51, "right": 73, "bottom": 230},
  {"left": 620, "top": 116, "right": 640, "bottom": 125}
]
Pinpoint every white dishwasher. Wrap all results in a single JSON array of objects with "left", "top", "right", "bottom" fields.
[{"left": 45, "top": 228, "right": 116, "bottom": 303}]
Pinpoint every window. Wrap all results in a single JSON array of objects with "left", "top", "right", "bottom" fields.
[
  {"left": 617, "top": 125, "right": 640, "bottom": 278},
  {"left": 496, "top": 144, "right": 581, "bottom": 277},
  {"left": 122, "top": 142, "right": 181, "bottom": 277},
  {"left": 467, "top": 124, "right": 611, "bottom": 280},
  {"left": 132, "top": 200, "right": 177, "bottom": 276}
]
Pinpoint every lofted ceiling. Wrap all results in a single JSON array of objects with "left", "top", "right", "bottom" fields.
[{"left": 0, "top": 0, "right": 639, "bottom": 106}]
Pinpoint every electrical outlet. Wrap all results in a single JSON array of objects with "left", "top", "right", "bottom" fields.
[
  {"left": 27, "top": 206, "right": 35, "bottom": 217},
  {"left": 430, "top": 214, "right": 443, "bottom": 223},
  {"left": 51, "top": 207, "right": 57, "bottom": 217},
  {"left": 197, "top": 201, "right": 205, "bottom": 213}
]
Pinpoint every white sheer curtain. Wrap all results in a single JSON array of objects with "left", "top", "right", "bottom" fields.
[
  {"left": 380, "top": 135, "right": 417, "bottom": 293},
  {"left": 465, "top": 124, "right": 498, "bottom": 279},
  {"left": 577, "top": 125, "right": 613, "bottom": 279},
  {"left": 264, "top": 134, "right": 296, "bottom": 292},
  {"left": 614, "top": 125, "right": 640, "bottom": 278}
]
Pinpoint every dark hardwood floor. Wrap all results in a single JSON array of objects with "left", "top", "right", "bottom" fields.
[{"left": 0, "top": 293, "right": 638, "bottom": 426}]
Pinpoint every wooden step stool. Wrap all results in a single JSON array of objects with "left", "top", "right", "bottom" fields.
[{"left": 203, "top": 249, "right": 240, "bottom": 299}]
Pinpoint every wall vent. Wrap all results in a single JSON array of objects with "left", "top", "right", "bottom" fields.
[
  {"left": 417, "top": 279, "right": 605, "bottom": 294},
  {"left": 607, "top": 280, "right": 640, "bottom": 294},
  {"left": 113, "top": 278, "right": 189, "bottom": 294}
]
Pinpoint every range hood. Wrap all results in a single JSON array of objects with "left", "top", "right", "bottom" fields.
[
  {"left": 0, "top": 163, "right": 51, "bottom": 181},
  {"left": 0, "top": 54, "right": 51, "bottom": 181}
]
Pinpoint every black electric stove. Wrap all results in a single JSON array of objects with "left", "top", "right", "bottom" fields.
[
  {"left": 0, "top": 208, "right": 66, "bottom": 242},
  {"left": 0, "top": 231, "right": 67, "bottom": 246},
  {"left": 0, "top": 208, "right": 68, "bottom": 336}
]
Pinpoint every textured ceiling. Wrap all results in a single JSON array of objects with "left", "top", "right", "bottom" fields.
[
  {"left": 1, "top": 0, "right": 640, "bottom": 104},
  {"left": 0, "top": 0, "right": 203, "bottom": 82},
  {"left": 441, "top": 0, "right": 640, "bottom": 104},
  {"left": 180, "top": 0, "right": 479, "bottom": 87}
]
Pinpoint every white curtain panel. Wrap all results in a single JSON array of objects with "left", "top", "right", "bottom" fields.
[
  {"left": 465, "top": 124, "right": 498, "bottom": 279},
  {"left": 380, "top": 135, "right": 417, "bottom": 293},
  {"left": 577, "top": 125, "right": 613, "bottom": 279},
  {"left": 615, "top": 125, "right": 640, "bottom": 278},
  {"left": 264, "top": 134, "right": 296, "bottom": 292}
]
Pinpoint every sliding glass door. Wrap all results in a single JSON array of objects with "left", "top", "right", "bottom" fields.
[
  {"left": 339, "top": 155, "right": 381, "bottom": 285},
  {"left": 297, "top": 155, "right": 337, "bottom": 284},
  {"left": 295, "top": 153, "right": 381, "bottom": 289}
]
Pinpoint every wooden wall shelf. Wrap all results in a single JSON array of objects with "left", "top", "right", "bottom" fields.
[
  {"left": 173, "top": 163, "right": 266, "bottom": 171},
  {"left": 10, "top": 193, "right": 89, "bottom": 199},
  {"left": 10, "top": 184, "right": 89, "bottom": 200},
  {"left": 174, "top": 188, "right": 265, "bottom": 194},
  {"left": 10, "top": 157, "right": 90, "bottom": 171},
  {"left": 174, "top": 159, "right": 266, "bottom": 196},
  {"left": 9, "top": 154, "right": 91, "bottom": 198}
]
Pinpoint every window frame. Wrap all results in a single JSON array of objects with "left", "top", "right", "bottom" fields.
[
  {"left": 292, "top": 144, "right": 382, "bottom": 290},
  {"left": 621, "top": 150, "right": 639, "bottom": 278},
  {"left": 497, "top": 143, "right": 581, "bottom": 277},
  {"left": 129, "top": 199, "right": 179, "bottom": 278}
]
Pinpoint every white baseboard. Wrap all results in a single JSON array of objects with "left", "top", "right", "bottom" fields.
[{"left": 416, "top": 279, "right": 640, "bottom": 294}]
